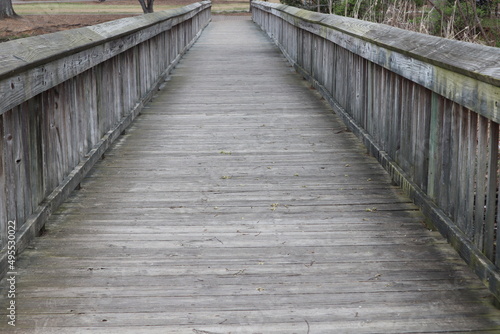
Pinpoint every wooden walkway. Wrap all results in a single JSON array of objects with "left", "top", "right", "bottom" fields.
[{"left": 1, "top": 15, "right": 500, "bottom": 333}]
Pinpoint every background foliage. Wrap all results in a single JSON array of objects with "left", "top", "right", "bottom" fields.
[{"left": 279, "top": 0, "right": 500, "bottom": 46}]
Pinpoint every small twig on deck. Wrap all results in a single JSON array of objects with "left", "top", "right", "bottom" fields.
[
  {"left": 305, "top": 319, "right": 310, "bottom": 334},
  {"left": 192, "top": 329, "right": 222, "bottom": 334},
  {"left": 226, "top": 268, "right": 246, "bottom": 276},
  {"left": 304, "top": 261, "right": 315, "bottom": 267},
  {"left": 368, "top": 273, "right": 382, "bottom": 281},
  {"left": 208, "top": 237, "right": 224, "bottom": 244}
]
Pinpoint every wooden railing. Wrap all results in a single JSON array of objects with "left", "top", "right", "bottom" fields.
[
  {"left": 0, "top": 1, "right": 211, "bottom": 279},
  {"left": 252, "top": 1, "right": 500, "bottom": 302}
]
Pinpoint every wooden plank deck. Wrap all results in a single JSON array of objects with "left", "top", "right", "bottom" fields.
[{"left": 1, "top": 15, "right": 500, "bottom": 333}]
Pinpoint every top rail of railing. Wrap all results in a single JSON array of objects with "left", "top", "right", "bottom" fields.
[
  {"left": 252, "top": 0, "right": 500, "bottom": 303},
  {"left": 252, "top": 1, "right": 500, "bottom": 123},
  {"left": 0, "top": 1, "right": 211, "bottom": 280},
  {"left": 0, "top": 1, "right": 211, "bottom": 116}
]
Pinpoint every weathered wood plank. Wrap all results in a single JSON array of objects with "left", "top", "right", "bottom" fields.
[
  {"left": 0, "top": 2, "right": 211, "bottom": 113},
  {"left": 485, "top": 122, "right": 499, "bottom": 261},
  {"left": 0, "top": 15, "right": 499, "bottom": 332},
  {"left": 465, "top": 111, "right": 478, "bottom": 239},
  {"left": 475, "top": 115, "right": 489, "bottom": 248},
  {"left": 252, "top": 2, "right": 500, "bottom": 123},
  {"left": 252, "top": 1, "right": 500, "bottom": 303},
  {"left": 0, "top": 3, "right": 212, "bottom": 280},
  {"left": 2, "top": 110, "right": 17, "bottom": 228},
  {"left": 0, "top": 116, "right": 6, "bottom": 248}
]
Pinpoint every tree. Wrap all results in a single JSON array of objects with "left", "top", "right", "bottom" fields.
[
  {"left": 138, "top": 0, "right": 154, "bottom": 13},
  {"left": 0, "top": 0, "right": 19, "bottom": 19}
]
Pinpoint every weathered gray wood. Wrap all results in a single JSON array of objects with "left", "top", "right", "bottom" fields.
[
  {"left": 252, "top": 1, "right": 500, "bottom": 124},
  {"left": 0, "top": 16, "right": 499, "bottom": 332},
  {"left": 0, "top": 2, "right": 210, "bottom": 116},
  {"left": 252, "top": 0, "right": 500, "bottom": 303},
  {"left": 474, "top": 115, "right": 488, "bottom": 248},
  {"left": 485, "top": 123, "right": 499, "bottom": 261},
  {"left": 0, "top": 2, "right": 212, "bottom": 280},
  {"left": 0, "top": 117, "right": 6, "bottom": 249},
  {"left": 2, "top": 110, "right": 17, "bottom": 231}
]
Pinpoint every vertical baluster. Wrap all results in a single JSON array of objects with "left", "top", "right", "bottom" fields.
[
  {"left": 0, "top": 116, "right": 6, "bottom": 251},
  {"left": 493, "top": 123, "right": 500, "bottom": 266},
  {"left": 485, "top": 120, "right": 499, "bottom": 261},
  {"left": 465, "top": 111, "right": 478, "bottom": 239},
  {"left": 475, "top": 116, "right": 489, "bottom": 248}
]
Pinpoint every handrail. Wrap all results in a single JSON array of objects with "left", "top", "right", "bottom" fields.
[
  {"left": 0, "top": 1, "right": 212, "bottom": 280},
  {"left": 252, "top": 0, "right": 500, "bottom": 302},
  {"left": 0, "top": 1, "right": 210, "bottom": 116}
]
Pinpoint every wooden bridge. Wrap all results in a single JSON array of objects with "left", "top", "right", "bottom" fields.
[{"left": 1, "top": 1, "right": 500, "bottom": 332}]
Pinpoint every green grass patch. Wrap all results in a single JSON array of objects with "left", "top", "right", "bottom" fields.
[
  {"left": 212, "top": 4, "right": 250, "bottom": 12},
  {"left": 482, "top": 17, "right": 500, "bottom": 28},
  {"left": 13, "top": 2, "right": 183, "bottom": 15},
  {"left": 13, "top": 1, "right": 251, "bottom": 15}
]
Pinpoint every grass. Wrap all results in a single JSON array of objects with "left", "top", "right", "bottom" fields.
[
  {"left": 212, "top": 4, "right": 250, "bottom": 12},
  {"left": 13, "top": 3, "right": 184, "bottom": 15},
  {"left": 0, "top": 0, "right": 251, "bottom": 42},
  {"left": 12, "top": 1, "right": 251, "bottom": 15}
]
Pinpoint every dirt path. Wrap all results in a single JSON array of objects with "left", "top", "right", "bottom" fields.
[
  {"left": 0, "top": 14, "right": 138, "bottom": 41},
  {"left": 1, "top": 0, "right": 247, "bottom": 41}
]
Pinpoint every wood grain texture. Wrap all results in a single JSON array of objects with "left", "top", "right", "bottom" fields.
[
  {"left": 0, "top": 3, "right": 211, "bottom": 280},
  {"left": 252, "top": 1, "right": 500, "bottom": 123},
  {"left": 0, "top": 1, "right": 212, "bottom": 116},
  {"left": 1, "top": 16, "right": 499, "bottom": 333},
  {"left": 252, "top": 0, "right": 500, "bottom": 303}
]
